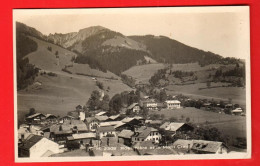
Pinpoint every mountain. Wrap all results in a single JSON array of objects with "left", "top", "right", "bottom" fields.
[
  {"left": 17, "top": 22, "right": 238, "bottom": 76},
  {"left": 129, "top": 35, "right": 223, "bottom": 66},
  {"left": 16, "top": 22, "right": 46, "bottom": 40}
]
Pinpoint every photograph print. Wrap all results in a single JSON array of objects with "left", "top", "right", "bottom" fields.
[{"left": 13, "top": 6, "right": 251, "bottom": 162}]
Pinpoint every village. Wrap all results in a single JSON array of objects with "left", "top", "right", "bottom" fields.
[{"left": 17, "top": 88, "right": 246, "bottom": 158}]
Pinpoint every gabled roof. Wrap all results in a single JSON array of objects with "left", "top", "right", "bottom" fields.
[
  {"left": 118, "top": 130, "right": 134, "bottom": 139},
  {"left": 19, "top": 134, "right": 43, "bottom": 150},
  {"left": 68, "top": 133, "right": 96, "bottom": 140},
  {"left": 85, "top": 117, "right": 99, "bottom": 123},
  {"left": 160, "top": 122, "right": 186, "bottom": 131},
  {"left": 95, "top": 115, "right": 108, "bottom": 121},
  {"left": 99, "top": 121, "right": 123, "bottom": 127},
  {"left": 96, "top": 111, "right": 107, "bottom": 116},
  {"left": 26, "top": 113, "right": 45, "bottom": 119},
  {"left": 127, "top": 103, "right": 139, "bottom": 110},
  {"left": 134, "top": 126, "right": 158, "bottom": 138},
  {"left": 173, "top": 139, "right": 193, "bottom": 149},
  {"left": 46, "top": 114, "right": 57, "bottom": 119},
  {"left": 97, "top": 126, "right": 115, "bottom": 132},
  {"left": 191, "top": 140, "right": 227, "bottom": 153},
  {"left": 165, "top": 100, "right": 181, "bottom": 104},
  {"left": 108, "top": 114, "right": 120, "bottom": 120}
]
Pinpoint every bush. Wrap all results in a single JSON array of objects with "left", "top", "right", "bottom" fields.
[
  {"left": 47, "top": 72, "right": 57, "bottom": 77},
  {"left": 96, "top": 81, "right": 104, "bottom": 90},
  {"left": 47, "top": 46, "right": 52, "bottom": 52}
]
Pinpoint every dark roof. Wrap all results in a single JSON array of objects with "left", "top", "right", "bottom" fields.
[
  {"left": 134, "top": 126, "right": 158, "bottom": 138},
  {"left": 19, "top": 134, "right": 43, "bottom": 150},
  {"left": 127, "top": 103, "right": 139, "bottom": 110},
  {"left": 191, "top": 140, "right": 227, "bottom": 153},
  {"left": 26, "top": 113, "right": 45, "bottom": 119},
  {"left": 97, "top": 126, "right": 115, "bottom": 132},
  {"left": 118, "top": 130, "right": 134, "bottom": 139}
]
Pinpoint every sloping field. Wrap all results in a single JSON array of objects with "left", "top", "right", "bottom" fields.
[
  {"left": 150, "top": 107, "right": 247, "bottom": 138},
  {"left": 25, "top": 37, "right": 76, "bottom": 72},
  {"left": 122, "top": 63, "right": 165, "bottom": 84},
  {"left": 17, "top": 36, "right": 132, "bottom": 121},
  {"left": 166, "top": 84, "right": 246, "bottom": 108}
]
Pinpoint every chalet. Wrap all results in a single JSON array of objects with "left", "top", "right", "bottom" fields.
[
  {"left": 96, "top": 126, "right": 116, "bottom": 139},
  {"left": 26, "top": 113, "right": 46, "bottom": 123},
  {"left": 85, "top": 117, "right": 100, "bottom": 132},
  {"left": 165, "top": 100, "right": 181, "bottom": 109},
  {"left": 127, "top": 103, "right": 141, "bottom": 114},
  {"left": 143, "top": 100, "right": 158, "bottom": 110},
  {"left": 122, "top": 117, "right": 143, "bottom": 127},
  {"left": 132, "top": 126, "right": 161, "bottom": 144},
  {"left": 45, "top": 114, "right": 57, "bottom": 122},
  {"left": 50, "top": 120, "right": 87, "bottom": 143},
  {"left": 172, "top": 139, "right": 228, "bottom": 154},
  {"left": 191, "top": 140, "right": 228, "bottom": 154},
  {"left": 61, "top": 115, "right": 76, "bottom": 122},
  {"left": 231, "top": 108, "right": 243, "bottom": 115},
  {"left": 67, "top": 133, "right": 96, "bottom": 148},
  {"left": 160, "top": 122, "right": 194, "bottom": 136},
  {"left": 18, "top": 134, "right": 60, "bottom": 157},
  {"left": 118, "top": 129, "right": 134, "bottom": 146}
]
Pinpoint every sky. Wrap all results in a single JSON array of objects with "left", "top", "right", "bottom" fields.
[{"left": 13, "top": 7, "right": 250, "bottom": 59}]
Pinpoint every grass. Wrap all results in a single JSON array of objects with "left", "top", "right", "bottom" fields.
[
  {"left": 122, "top": 63, "right": 166, "bottom": 84},
  {"left": 149, "top": 107, "right": 247, "bottom": 138},
  {"left": 17, "top": 37, "right": 132, "bottom": 121}
]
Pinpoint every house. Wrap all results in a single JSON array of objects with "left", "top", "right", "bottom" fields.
[
  {"left": 143, "top": 100, "right": 158, "bottom": 110},
  {"left": 172, "top": 139, "right": 228, "bottom": 154},
  {"left": 96, "top": 126, "right": 116, "bottom": 139},
  {"left": 84, "top": 117, "right": 100, "bottom": 132},
  {"left": 67, "top": 133, "right": 96, "bottom": 148},
  {"left": 45, "top": 114, "right": 57, "bottom": 122},
  {"left": 132, "top": 126, "right": 162, "bottom": 144},
  {"left": 191, "top": 140, "right": 228, "bottom": 154},
  {"left": 160, "top": 122, "right": 194, "bottom": 136},
  {"left": 50, "top": 120, "right": 87, "bottom": 143},
  {"left": 127, "top": 103, "right": 141, "bottom": 114},
  {"left": 118, "top": 130, "right": 134, "bottom": 146},
  {"left": 122, "top": 117, "right": 143, "bottom": 128},
  {"left": 165, "top": 100, "right": 181, "bottom": 109},
  {"left": 26, "top": 113, "right": 46, "bottom": 123},
  {"left": 61, "top": 115, "right": 76, "bottom": 122},
  {"left": 29, "top": 125, "right": 44, "bottom": 136},
  {"left": 231, "top": 108, "right": 243, "bottom": 115},
  {"left": 79, "top": 111, "right": 86, "bottom": 121},
  {"left": 18, "top": 134, "right": 60, "bottom": 157}
]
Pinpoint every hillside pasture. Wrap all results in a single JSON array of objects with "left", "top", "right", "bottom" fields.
[
  {"left": 122, "top": 63, "right": 165, "bottom": 84},
  {"left": 166, "top": 84, "right": 246, "bottom": 108},
  {"left": 150, "top": 107, "right": 247, "bottom": 138}
]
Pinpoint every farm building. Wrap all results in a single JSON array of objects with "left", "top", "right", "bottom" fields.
[
  {"left": 127, "top": 103, "right": 141, "bottom": 114},
  {"left": 118, "top": 129, "right": 134, "bottom": 146},
  {"left": 18, "top": 134, "right": 60, "bottom": 157},
  {"left": 143, "top": 100, "right": 158, "bottom": 110},
  {"left": 160, "top": 122, "right": 194, "bottom": 136},
  {"left": 67, "top": 133, "right": 96, "bottom": 147},
  {"left": 165, "top": 100, "right": 181, "bottom": 109},
  {"left": 96, "top": 126, "right": 116, "bottom": 139},
  {"left": 26, "top": 113, "right": 46, "bottom": 123},
  {"left": 132, "top": 126, "right": 161, "bottom": 144},
  {"left": 172, "top": 139, "right": 229, "bottom": 154},
  {"left": 84, "top": 117, "right": 100, "bottom": 132}
]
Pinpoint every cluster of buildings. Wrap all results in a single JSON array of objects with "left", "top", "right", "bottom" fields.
[{"left": 18, "top": 100, "right": 229, "bottom": 157}]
